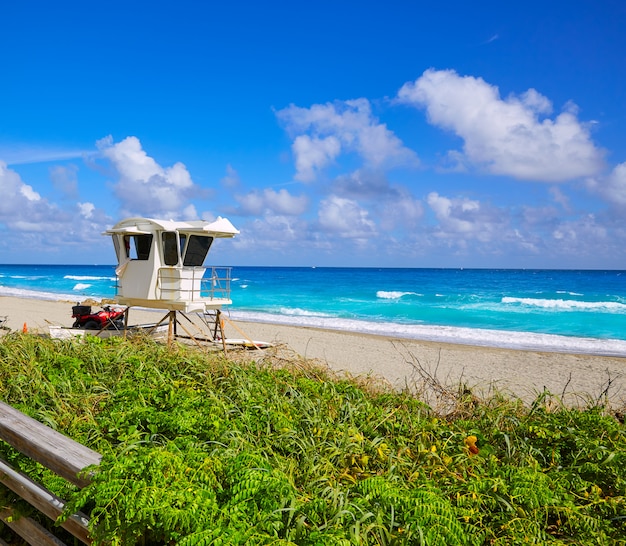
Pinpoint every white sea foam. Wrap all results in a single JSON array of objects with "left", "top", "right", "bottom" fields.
[
  {"left": 0, "top": 285, "right": 101, "bottom": 303},
  {"left": 228, "top": 309, "right": 626, "bottom": 357},
  {"left": 64, "top": 275, "right": 114, "bottom": 281},
  {"left": 557, "top": 291, "right": 584, "bottom": 296},
  {"left": 376, "top": 291, "right": 421, "bottom": 299},
  {"left": 502, "top": 297, "right": 626, "bottom": 312},
  {"left": 73, "top": 283, "right": 92, "bottom": 291},
  {"left": 278, "top": 307, "right": 333, "bottom": 317}
]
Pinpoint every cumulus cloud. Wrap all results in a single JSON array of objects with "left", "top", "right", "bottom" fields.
[
  {"left": 277, "top": 98, "right": 418, "bottom": 181},
  {"left": 333, "top": 169, "right": 394, "bottom": 199},
  {"left": 0, "top": 161, "right": 47, "bottom": 223},
  {"left": 427, "top": 191, "right": 507, "bottom": 243},
  {"left": 380, "top": 193, "right": 424, "bottom": 231},
  {"left": 234, "top": 188, "right": 309, "bottom": 216},
  {"left": 549, "top": 213, "right": 617, "bottom": 259},
  {"left": 78, "top": 202, "right": 95, "bottom": 219},
  {"left": 331, "top": 170, "right": 424, "bottom": 230},
  {"left": 291, "top": 135, "right": 341, "bottom": 182},
  {"left": 398, "top": 69, "right": 605, "bottom": 182},
  {"left": 0, "top": 161, "right": 112, "bottom": 260},
  {"left": 317, "top": 195, "right": 377, "bottom": 241},
  {"left": 229, "top": 215, "right": 309, "bottom": 256},
  {"left": 98, "top": 135, "right": 201, "bottom": 219},
  {"left": 588, "top": 162, "right": 626, "bottom": 208}
]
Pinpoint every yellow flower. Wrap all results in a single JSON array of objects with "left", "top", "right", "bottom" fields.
[{"left": 464, "top": 435, "right": 479, "bottom": 455}]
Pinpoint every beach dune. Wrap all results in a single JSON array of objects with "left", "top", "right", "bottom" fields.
[{"left": 2, "top": 296, "right": 625, "bottom": 408}]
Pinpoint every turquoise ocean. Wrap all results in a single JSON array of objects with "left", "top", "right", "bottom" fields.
[{"left": 1, "top": 264, "right": 626, "bottom": 356}]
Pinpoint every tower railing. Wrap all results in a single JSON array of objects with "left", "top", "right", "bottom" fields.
[
  {"left": 154, "top": 266, "right": 232, "bottom": 302},
  {"left": 200, "top": 266, "right": 232, "bottom": 301},
  {"left": 115, "top": 266, "right": 232, "bottom": 301}
]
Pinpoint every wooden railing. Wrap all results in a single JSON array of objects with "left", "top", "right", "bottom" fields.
[{"left": 0, "top": 401, "right": 101, "bottom": 545}]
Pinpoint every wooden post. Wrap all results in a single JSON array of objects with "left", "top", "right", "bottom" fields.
[
  {"left": 167, "top": 311, "right": 175, "bottom": 346},
  {"left": 123, "top": 306, "right": 130, "bottom": 338},
  {"left": 217, "top": 310, "right": 227, "bottom": 353}
]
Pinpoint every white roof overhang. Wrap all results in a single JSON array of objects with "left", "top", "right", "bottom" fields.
[{"left": 102, "top": 217, "right": 239, "bottom": 237}]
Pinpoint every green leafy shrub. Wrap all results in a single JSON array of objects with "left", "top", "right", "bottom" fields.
[{"left": 0, "top": 333, "right": 623, "bottom": 544}]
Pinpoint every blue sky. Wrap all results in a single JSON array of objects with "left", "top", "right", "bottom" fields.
[{"left": 1, "top": 0, "right": 625, "bottom": 268}]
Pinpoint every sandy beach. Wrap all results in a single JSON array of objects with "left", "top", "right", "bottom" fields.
[{"left": 2, "top": 295, "right": 625, "bottom": 408}]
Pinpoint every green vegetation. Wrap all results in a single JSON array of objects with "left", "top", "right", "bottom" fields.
[{"left": 0, "top": 333, "right": 624, "bottom": 545}]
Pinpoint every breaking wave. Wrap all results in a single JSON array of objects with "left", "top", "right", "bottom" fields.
[
  {"left": 278, "top": 307, "right": 333, "bottom": 318},
  {"left": 376, "top": 291, "right": 422, "bottom": 299},
  {"left": 502, "top": 297, "right": 626, "bottom": 312},
  {"left": 64, "top": 275, "right": 115, "bottom": 281},
  {"left": 73, "top": 283, "right": 92, "bottom": 291}
]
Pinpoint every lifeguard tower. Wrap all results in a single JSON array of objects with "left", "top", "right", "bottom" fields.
[{"left": 103, "top": 217, "right": 239, "bottom": 345}]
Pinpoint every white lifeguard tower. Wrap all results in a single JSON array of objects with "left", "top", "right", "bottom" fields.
[{"left": 103, "top": 217, "right": 239, "bottom": 344}]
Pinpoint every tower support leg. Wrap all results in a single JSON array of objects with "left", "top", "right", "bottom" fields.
[{"left": 167, "top": 310, "right": 176, "bottom": 346}]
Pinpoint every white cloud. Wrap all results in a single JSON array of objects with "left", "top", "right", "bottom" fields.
[
  {"left": 292, "top": 135, "right": 341, "bottom": 182},
  {"left": 19, "top": 183, "right": 42, "bottom": 202},
  {"left": 235, "top": 191, "right": 264, "bottom": 216},
  {"left": 426, "top": 191, "right": 506, "bottom": 243},
  {"left": 78, "top": 202, "right": 95, "bottom": 219},
  {"left": 181, "top": 204, "right": 199, "bottom": 219},
  {"left": 0, "top": 161, "right": 45, "bottom": 220},
  {"left": 0, "top": 161, "right": 113, "bottom": 260},
  {"left": 331, "top": 170, "right": 424, "bottom": 230},
  {"left": 380, "top": 194, "right": 424, "bottom": 231},
  {"left": 333, "top": 169, "right": 393, "bottom": 198},
  {"left": 98, "top": 135, "right": 200, "bottom": 219},
  {"left": 428, "top": 192, "right": 479, "bottom": 234},
  {"left": 550, "top": 214, "right": 615, "bottom": 258},
  {"left": 268, "top": 188, "right": 309, "bottom": 215},
  {"left": 235, "top": 188, "right": 309, "bottom": 216},
  {"left": 398, "top": 69, "right": 605, "bottom": 182},
  {"left": 317, "top": 195, "right": 377, "bottom": 240},
  {"left": 549, "top": 186, "right": 571, "bottom": 211},
  {"left": 221, "top": 164, "right": 241, "bottom": 188},
  {"left": 230, "top": 215, "right": 308, "bottom": 256},
  {"left": 277, "top": 98, "right": 418, "bottom": 181},
  {"left": 588, "top": 162, "right": 626, "bottom": 207}
]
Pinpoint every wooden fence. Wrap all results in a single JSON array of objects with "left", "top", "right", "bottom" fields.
[{"left": 0, "top": 401, "right": 101, "bottom": 545}]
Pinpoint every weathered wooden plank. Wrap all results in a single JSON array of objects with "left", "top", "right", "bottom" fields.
[
  {"left": 0, "top": 508, "right": 66, "bottom": 546},
  {"left": 0, "top": 401, "right": 101, "bottom": 487},
  {"left": 0, "top": 460, "right": 91, "bottom": 544}
]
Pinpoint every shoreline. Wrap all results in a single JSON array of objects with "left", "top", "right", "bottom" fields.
[
  {"left": 226, "top": 311, "right": 626, "bottom": 358},
  {"left": 1, "top": 295, "right": 625, "bottom": 406},
  {"left": 224, "top": 318, "right": 626, "bottom": 407}
]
